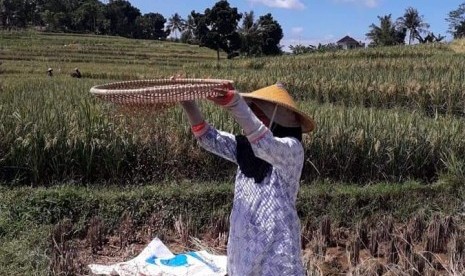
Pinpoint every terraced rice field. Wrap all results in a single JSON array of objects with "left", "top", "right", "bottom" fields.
[{"left": 1, "top": 31, "right": 465, "bottom": 275}]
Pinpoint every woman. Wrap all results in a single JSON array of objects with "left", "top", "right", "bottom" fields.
[{"left": 181, "top": 82, "right": 315, "bottom": 276}]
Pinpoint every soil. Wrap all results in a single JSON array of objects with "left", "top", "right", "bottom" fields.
[
  {"left": 69, "top": 229, "right": 451, "bottom": 275},
  {"left": 50, "top": 214, "right": 462, "bottom": 275}
]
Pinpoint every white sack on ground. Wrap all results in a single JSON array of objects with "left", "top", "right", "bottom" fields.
[{"left": 88, "top": 238, "right": 227, "bottom": 276}]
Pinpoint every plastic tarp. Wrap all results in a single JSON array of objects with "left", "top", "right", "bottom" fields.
[{"left": 88, "top": 238, "right": 227, "bottom": 276}]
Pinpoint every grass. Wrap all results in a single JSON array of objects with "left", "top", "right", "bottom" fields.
[
  {"left": 2, "top": 80, "right": 465, "bottom": 184},
  {"left": 1, "top": 178, "right": 463, "bottom": 275},
  {"left": 2, "top": 78, "right": 465, "bottom": 185},
  {"left": 451, "top": 38, "right": 465, "bottom": 53},
  {"left": 2, "top": 32, "right": 465, "bottom": 184}
]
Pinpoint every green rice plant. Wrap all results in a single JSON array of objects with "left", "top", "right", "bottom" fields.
[
  {"left": 451, "top": 38, "right": 465, "bottom": 53},
  {"left": 184, "top": 43, "right": 465, "bottom": 117},
  {"left": 2, "top": 75, "right": 464, "bottom": 184},
  {"left": 2, "top": 31, "right": 465, "bottom": 185},
  {"left": 303, "top": 101, "right": 465, "bottom": 183}
]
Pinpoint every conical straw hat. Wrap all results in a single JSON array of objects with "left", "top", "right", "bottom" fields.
[{"left": 240, "top": 83, "right": 315, "bottom": 133}]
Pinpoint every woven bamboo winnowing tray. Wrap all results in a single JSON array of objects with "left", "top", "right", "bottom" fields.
[{"left": 89, "top": 78, "right": 234, "bottom": 105}]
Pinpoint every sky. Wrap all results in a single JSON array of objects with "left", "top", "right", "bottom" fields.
[{"left": 127, "top": 0, "right": 464, "bottom": 48}]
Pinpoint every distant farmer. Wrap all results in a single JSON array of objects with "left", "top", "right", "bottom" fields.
[
  {"left": 47, "top": 67, "right": 53, "bottom": 77},
  {"left": 71, "top": 68, "right": 82, "bottom": 78},
  {"left": 180, "top": 82, "right": 315, "bottom": 275}
]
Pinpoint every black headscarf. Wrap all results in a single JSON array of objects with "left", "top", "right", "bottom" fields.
[{"left": 236, "top": 123, "right": 302, "bottom": 183}]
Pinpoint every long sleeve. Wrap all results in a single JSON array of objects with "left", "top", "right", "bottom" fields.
[
  {"left": 250, "top": 130, "right": 304, "bottom": 182},
  {"left": 220, "top": 92, "right": 268, "bottom": 142},
  {"left": 182, "top": 93, "right": 306, "bottom": 275},
  {"left": 221, "top": 93, "right": 304, "bottom": 180},
  {"left": 195, "top": 123, "right": 238, "bottom": 164},
  {"left": 180, "top": 100, "right": 237, "bottom": 163}
]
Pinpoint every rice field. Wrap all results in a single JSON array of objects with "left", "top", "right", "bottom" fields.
[
  {"left": 1, "top": 31, "right": 465, "bottom": 275},
  {"left": 1, "top": 32, "right": 465, "bottom": 184}
]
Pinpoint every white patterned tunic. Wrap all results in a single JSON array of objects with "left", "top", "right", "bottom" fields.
[{"left": 195, "top": 124, "right": 305, "bottom": 276}]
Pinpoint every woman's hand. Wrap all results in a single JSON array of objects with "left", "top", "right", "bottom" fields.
[{"left": 209, "top": 82, "right": 236, "bottom": 106}]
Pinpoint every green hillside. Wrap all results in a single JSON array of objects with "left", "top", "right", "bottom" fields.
[
  {"left": 1, "top": 31, "right": 221, "bottom": 80},
  {"left": 2, "top": 32, "right": 465, "bottom": 184}
]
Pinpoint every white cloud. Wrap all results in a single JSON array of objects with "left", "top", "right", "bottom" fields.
[
  {"left": 291, "top": 27, "right": 304, "bottom": 35},
  {"left": 364, "top": 0, "right": 379, "bottom": 8},
  {"left": 334, "top": 0, "right": 380, "bottom": 8},
  {"left": 324, "top": 34, "right": 335, "bottom": 40},
  {"left": 248, "top": 0, "right": 306, "bottom": 10}
]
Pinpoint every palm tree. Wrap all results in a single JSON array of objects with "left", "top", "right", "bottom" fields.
[
  {"left": 418, "top": 32, "right": 446, "bottom": 43},
  {"left": 366, "top": 14, "right": 406, "bottom": 47},
  {"left": 397, "top": 7, "right": 430, "bottom": 45},
  {"left": 180, "top": 14, "right": 196, "bottom": 44},
  {"left": 238, "top": 11, "right": 259, "bottom": 56},
  {"left": 238, "top": 11, "right": 256, "bottom": 34},
  {"left": 167, "top": 13, "right": 185, "bottom": 40}
]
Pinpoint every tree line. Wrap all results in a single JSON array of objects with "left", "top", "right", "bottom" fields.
[
  {"left": 365, "top": 8, "right": 445, "bottom": 47},
  {"left": 4, "top": 1, "right": 465, "bottom": 56},
  {"left": 0, "top": 0, "right": 170, "bottom": 38},
  {"left": 289, "top": 3, "right": 465, "bottom": 55},
  {"left": 0, "top": 0, "right": 283, "bottom": 58}
]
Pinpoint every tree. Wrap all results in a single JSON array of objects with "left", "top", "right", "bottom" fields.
[
  {"left": 180, "top": 14, "right": 197, "bottom": 44},
  {"left": 417, "top": 32, "right": 445, "bottom": 43},
  {"left": 238, "top": 10, "right": 255, "bottom": 34},
  {"left": 255, "top": 13, "right": 283, "bottom": 55},
  {"left": 134, "top": 13, "right": 169, "bottom": 40},
  {"left": 191, "top": 0, "right": 242, "bottom": 61},
  {"left": 454, "top": 21, "right": 465, "bottom": 38},
  {"left": 72, "top": 0, "right": 107, "bottom": 33},
  {"left": 1, "top": 0, "right": 23, "bottom": 28},
  {"left": 447, "top": 3, "right": 465, "bottom": 38},
  {"left": 238, "top": 11, "right": 260, "bottom": 56},
  {"left": 317, "top": 43, "right": 342, "bottom": 52},
  {"left": 40, "top": 0, "right": 81, "bottom": 31},
  {"left": 0, "top": 0, "right": 99, "bottom": 31},
  {"left": 238, "top": 12, "right": 283, "bottom": 56},
  {"left": 397, "top": 7, "right": 429, "bottom": 45},
  {"left": 0, "top": 0, "right": 50, "bottom": 29},
  {"left": 289, "top": 44, "right": 316, "bottom": 55},
  {"left": 27, "top": 0, "right": 46, "bottom": 26},
  {"left": 366, "top": 14, "right": 406, "bottom": 47},
  {"left": 167, "top": 13, "right": 184, "bottom": 40},
  {"left": 105, "top": 0, "right": 141, "bottom": 38}
]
